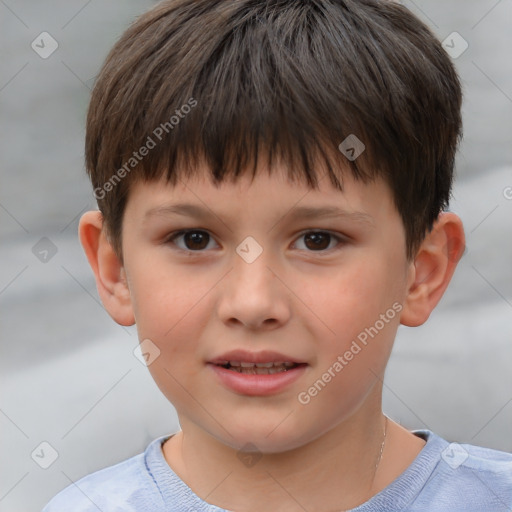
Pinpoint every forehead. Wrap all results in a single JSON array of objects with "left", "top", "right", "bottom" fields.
[{"left": 125, "top": 161, "right": 396, "bottom": 230}]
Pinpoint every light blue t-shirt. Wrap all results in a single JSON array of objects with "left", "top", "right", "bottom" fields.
[{"left": 42, "top": 430, "right": 512, "bottom": 511}]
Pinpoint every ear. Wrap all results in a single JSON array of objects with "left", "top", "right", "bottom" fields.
[
  {"left": 78, "top": 211, "right": 135, "bottom": 326},
  {"left": 400, "top": 212, "right": 465, "bottom": 327}
]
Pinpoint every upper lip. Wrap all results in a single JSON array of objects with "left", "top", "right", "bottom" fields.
[{"left": 208, "top": 349, "right": 306, "bottom": 365}]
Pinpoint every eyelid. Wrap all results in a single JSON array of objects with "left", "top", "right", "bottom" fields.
[{"left": 166, "top": 228, "right": 348, "bottom": 254}]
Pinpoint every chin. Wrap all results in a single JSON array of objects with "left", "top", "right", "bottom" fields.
[{"left": 212, "top": 416, "right": 323, "bottom": 455}]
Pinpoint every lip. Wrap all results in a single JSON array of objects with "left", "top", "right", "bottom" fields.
[{"left": 207, "top": 349, "right": 308, "bottom": 396}]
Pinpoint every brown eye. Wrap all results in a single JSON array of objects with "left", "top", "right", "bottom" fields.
[
  {"left": 305, "top": 232, "right": 330, "bottom": 250},
  {"left": 168, "top": 230, "right": 216, "bottom": 251},
  {"left": 294, "top": 231, "right": 343, "bottom": 252},
  {"left": 183, "top": 231, "right": 209, "bottom": 250}
]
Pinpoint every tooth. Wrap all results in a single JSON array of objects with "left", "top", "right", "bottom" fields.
[{"left": 226, "top": 362, "right": 296, "bottom": 374}]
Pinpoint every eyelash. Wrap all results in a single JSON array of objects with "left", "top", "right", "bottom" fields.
[{"left": 165, "top": 229, "right": 347, "bottom": 255}]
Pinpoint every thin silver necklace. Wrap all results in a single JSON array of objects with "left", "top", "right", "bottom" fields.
[
  {"left": 374, "top": 415, "right": 388, "bottom": 472},
  {"left": 339, "top": 415, "right": 389, "bottom": 512}
]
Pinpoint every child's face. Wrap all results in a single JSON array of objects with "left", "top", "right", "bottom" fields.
[{"left": 121, "top": 162, "right": 413, "bottom": 453}]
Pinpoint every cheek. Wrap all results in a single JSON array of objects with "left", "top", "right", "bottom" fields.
[
  {"left": 298, "top": 256, "right": 403, "bottom": 408},
  {"left": 128, "top": 271, "right": 215, "bottom": 401},
  {"left": 305, "top": 258, "right": 401, "bottom": 342},
  {"left": 130, "top": 262, "right": 212, "bottom": 341},
  {"left": 131, "top": 270, "right": 213, "bottom": 407}
]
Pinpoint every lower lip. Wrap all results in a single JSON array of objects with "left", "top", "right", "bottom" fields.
[{"left": 208, "top": 364, "right": 307, "bottom": 396}]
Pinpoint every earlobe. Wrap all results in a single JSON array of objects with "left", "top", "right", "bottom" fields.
[
  {"left": 78, "top": 211, "right": 135, "bottom": 326},
  {"left": 400, "top": 212, "right": 465, "bottom": 327}
]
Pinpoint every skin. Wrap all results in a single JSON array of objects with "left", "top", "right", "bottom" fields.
[{"left": 80, "top": 160, "right": 465, "bottom": 511}]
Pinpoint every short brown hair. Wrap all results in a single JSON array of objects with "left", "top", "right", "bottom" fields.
[{"left": 85, "top": 0, "right": 462, "bottom": 261}]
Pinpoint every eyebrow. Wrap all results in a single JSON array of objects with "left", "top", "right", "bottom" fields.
[{"left": 144, "top": 203, "right": 374, "bottom": 228}]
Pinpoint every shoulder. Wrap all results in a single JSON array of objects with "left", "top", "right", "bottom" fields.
[
  {"left": 42, "top": 439, "right": 167, "bottom": 512},
  {"left": 411, "top": 431, "right": 512, "bottom": 511}
]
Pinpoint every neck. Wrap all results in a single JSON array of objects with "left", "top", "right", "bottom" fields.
[{"left": 162, "top": 406, "right": 424, "bottom": 512}]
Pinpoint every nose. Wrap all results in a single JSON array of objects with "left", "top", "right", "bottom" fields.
[{"left": 216, "top": 246, "right": 291, "bottom": 331}]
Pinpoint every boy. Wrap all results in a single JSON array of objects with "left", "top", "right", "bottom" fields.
[{"left": 43, "top": 0, "right": 512, "bottom": 510}]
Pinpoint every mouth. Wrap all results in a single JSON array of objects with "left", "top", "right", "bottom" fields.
[
  {"left": 213, "top": 361, "right": 303, "bottom": 374},
  {"left": 207, "top": 350, "right": 308, "bottom": 395}
]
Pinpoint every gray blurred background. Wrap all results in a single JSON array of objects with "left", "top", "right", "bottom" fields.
[{"left": 1, "top": 1, "right": 511, "bottom": 510}]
